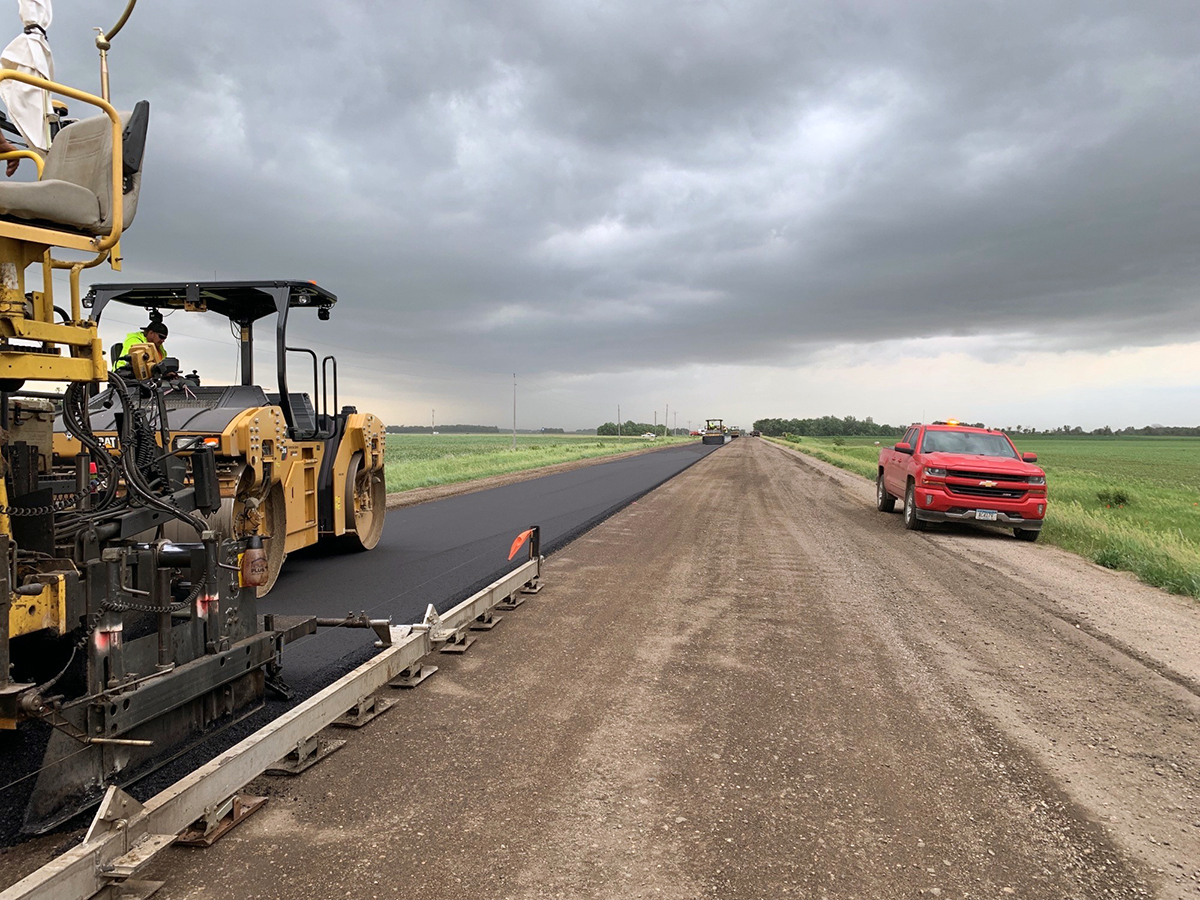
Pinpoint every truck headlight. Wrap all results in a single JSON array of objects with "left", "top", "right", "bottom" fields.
[
  {"left": 1028, "top": 475, "right": 1045, "bottom": 485},
  {"left": 923, "top": 467, "right": 947, "bottom": 482}
]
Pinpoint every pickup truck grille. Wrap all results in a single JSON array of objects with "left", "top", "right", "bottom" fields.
[
  {"left": 947, "top": 469, "right": 1036, "bottom": 483},
  {"left": 946, "top": 483, "right": 1028, "bottom": 500}
]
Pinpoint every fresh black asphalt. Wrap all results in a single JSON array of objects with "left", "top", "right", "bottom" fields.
[{"left": 266, "top": 439, "right": 720, "bottom": 694}]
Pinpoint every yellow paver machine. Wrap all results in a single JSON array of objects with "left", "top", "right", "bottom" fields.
[
  {"left": 0, "top": 4, "right": 389, "bottom": 837},
  {"left": 53, "top": 280, "right": 388, "bottom": 595}
]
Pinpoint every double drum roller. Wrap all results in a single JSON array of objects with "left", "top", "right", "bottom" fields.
[{"left": 59, "top": 280, "right": 389, "bottom": 597}]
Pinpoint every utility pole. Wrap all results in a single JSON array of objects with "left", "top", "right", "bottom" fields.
[
  {"left": 512, "top": 373, "right": 517, "bottom": 450},
  {"left": 665, "top": 404, "right": 669, "bottom": 437},
  {"left": 674, "top": 411, "right": 677, "bottom": 436},
  {"left": 431, "top": 408, "right": 435, "bottom": 433},
  {"left": 618, "top": 405, "right": 621, "bottom": 437}
]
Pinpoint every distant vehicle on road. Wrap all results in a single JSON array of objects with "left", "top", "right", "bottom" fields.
[
  {"left": 702, "top": 418, "right": 729, "bottom": 445},
  {"left": 877, "top": 421, "right": 1047, "bottom": 541},
  {"left": 750, "top": 430, "right": 761, "bottom": 437},
  {"left": 642, "top": 432, "right": 657, "bottom": 439},
  {"left": 689, "top": 430, "right": 701, "bottom": 436}
]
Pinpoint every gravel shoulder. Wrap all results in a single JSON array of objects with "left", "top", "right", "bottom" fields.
[
  {"left": 12, "top": 437, "right": 1198, "bottom": 898},
  {"left": 767, "top": 439, "right": 1200, "bottom": 691}
]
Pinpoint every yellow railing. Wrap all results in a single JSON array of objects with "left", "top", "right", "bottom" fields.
[{"left": 0, "top": 148, "right": 43, "bottom": 179}]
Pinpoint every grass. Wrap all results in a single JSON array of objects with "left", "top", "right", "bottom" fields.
[
  {"left": 766, "top": 434, "right": 1200, "bottom": 599},
  {"left": 384, "top": 433, "right": 695, "bottom": 493}
]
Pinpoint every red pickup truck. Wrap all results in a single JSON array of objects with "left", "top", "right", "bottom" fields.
[{"left": 877, "top": 423, "right": 1047, "bottom": 541}]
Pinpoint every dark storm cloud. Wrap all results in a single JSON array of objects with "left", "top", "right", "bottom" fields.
[{"left": 47, "top": 0, "right": 1200, "bottom": 378}]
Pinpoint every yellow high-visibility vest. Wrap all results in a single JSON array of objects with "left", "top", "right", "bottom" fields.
[{"left": 119, "top": 330, "right": 165, "bottom": 363}]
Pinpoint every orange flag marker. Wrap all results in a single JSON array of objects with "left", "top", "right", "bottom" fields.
[{"left": 508, "top": 528, "right": 534, "bottom": 560}]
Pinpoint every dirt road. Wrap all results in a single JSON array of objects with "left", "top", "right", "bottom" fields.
[{"left": 126, "top": 438, "right": 1200, "bottom": 897}]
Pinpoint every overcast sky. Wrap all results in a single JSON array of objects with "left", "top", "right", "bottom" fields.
[{"left": 34, "top": 1, "right": 1200, "bottom": 430}]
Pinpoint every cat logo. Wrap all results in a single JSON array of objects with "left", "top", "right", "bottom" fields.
[{"left": 979, "top": 480, "right": 997, "bottom": 487}]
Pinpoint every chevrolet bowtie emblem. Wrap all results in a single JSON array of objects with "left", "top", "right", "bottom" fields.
[{"left": 979, "top": 480, "right": 997, "bottom": 487}]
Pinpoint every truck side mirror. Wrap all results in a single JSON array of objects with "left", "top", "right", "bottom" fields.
[
  {"left": 895, "top": 442, "right": 913, "bottom": 455},
  {"left": 1022, "top": 452, "right": 1038, "bottom": 462}
]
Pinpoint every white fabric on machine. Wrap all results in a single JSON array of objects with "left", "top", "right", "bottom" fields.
[{"left": 0, "top": 0, "right": 52, "bottom": 152}]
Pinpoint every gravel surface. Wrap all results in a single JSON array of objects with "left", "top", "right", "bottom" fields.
[{"left": 8, "top": 437, "right": 1199, "bottom": 898}]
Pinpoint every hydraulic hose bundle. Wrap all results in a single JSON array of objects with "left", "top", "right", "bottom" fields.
[{"left": 103, "top": 372, "right": 207, "bottom": 536}]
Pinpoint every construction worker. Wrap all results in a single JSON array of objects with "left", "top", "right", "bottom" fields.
[{"left": 118, "top": 320, "right": 167, "bottom": 366}]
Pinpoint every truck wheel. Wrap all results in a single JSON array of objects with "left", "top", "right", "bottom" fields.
[
  {"left": 1014, "top": 528, "right": 1040, "bottom": 542},
  {"left": 876, "top": 473, "right": 896, "bottom": 512},
  {"left": 903, "top": 483, "right": 926, "bottom": 531}
]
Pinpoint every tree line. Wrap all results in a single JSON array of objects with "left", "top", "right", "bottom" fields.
[
  {"left": 1003, "top": 424, "right": 1200, "bottom": 437},
  {"left": 752, "top": 417, "right": 1200, "bottom": 438},
  {"left": 596, "top": 421, "right": 686, "bottom": 436},
  {"left": 752, "top": 416, "right": 903, "bottom": 437}
]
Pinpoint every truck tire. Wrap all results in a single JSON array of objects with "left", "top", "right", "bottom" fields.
[
  {"left": 876, "top": 472, "right": 896, "bottom": 512},
  {"left": 1014, "top": 528, "right": 1040, "bottom": 542},
  {"left": 903, "top": 482, "right": 926, "bottom": 531}
]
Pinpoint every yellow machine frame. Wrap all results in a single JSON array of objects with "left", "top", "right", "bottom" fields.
[
  {"left": 52, "top": 279, "right": 389, "bottom": 595},
  {"left": 0, "top": 69, "right": 138, "bottom": 642}
]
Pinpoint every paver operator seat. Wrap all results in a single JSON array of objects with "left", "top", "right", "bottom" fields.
[{"left": 0, "top": 100, "right": 147, "bottom": 235}]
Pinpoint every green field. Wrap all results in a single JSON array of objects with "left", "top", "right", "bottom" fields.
[
  {"left": 384, "top": 433, "right": 694, "bottom": 493},
  {"left": 766, "top": 435, "right": 1200, "bottom": 599}
]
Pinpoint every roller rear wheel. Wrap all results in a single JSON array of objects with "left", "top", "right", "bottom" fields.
[
  {"left": 161, "top": 469, "right": 287, "bottom": 597},
  {"left": 248, "top": 483, "right": 287, "bottom": 596},
  {"left": 345, "top": 452, "right": 386, "bottom": 550}
]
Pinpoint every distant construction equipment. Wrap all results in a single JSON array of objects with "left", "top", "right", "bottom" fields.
[{"left": 702, "top": 418, "right": 730, "bottom": 445}]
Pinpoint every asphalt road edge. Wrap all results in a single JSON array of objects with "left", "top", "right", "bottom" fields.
[{"left": 386, "top": 440, "right": 702, "bottom": 510}]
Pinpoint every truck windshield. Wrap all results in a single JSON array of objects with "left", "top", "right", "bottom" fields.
[{"left": 921, "top": 430, "right": 1017, "bottom": 458}]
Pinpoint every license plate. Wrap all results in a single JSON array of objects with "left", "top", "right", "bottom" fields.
[{"left": 975, "top": 509, "right": 998, "bottom": 521}]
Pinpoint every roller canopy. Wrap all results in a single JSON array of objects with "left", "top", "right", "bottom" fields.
[{"left": 85, "top": 280, "right": 337, "bottom": 325}]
